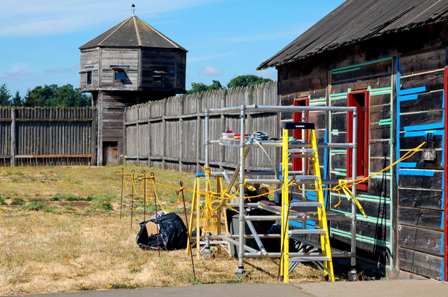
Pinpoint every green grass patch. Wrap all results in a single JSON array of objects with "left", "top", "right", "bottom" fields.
[
  {"left": 10, "top": 198, "right": 25, "bottom": 206},
  {"left": 89, "top": 194, "right": 114, "bottom": 212},
  {"left": 23, "top": 201, "right": 47, "bottom": 211},
  {"left": 22, "top": 200, "right": 57, "bottom": 213},
  {"left": 0, "top": 195, "right": 6, "bottom": 205},
  {"left": 51, "top": 193, "right": 93, "bottom": 202}
]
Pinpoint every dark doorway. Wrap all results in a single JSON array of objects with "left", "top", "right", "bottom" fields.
[{"left": 103, "top": 142, "right": 119, "bottom": 165}]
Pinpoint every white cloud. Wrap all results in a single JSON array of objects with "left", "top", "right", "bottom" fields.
[
  {"left": 201, "top": 66, "right": 221, "bottom": 77},
  {"left": 0, "top": 0, "right": 218, "bottom": 36},
  {"left": 0, "top": 64, "right": 33, "bottom": 80}
]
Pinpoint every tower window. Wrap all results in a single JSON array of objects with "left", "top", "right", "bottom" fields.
[
  {"left": 86, "top": 71, "right": 92, "bottom": 85},
  {"left": 114, "top": 69, "right": 130, "bottom": 84},
  {"left": 347, "top": 90, "right": 369, "bottom": 191}
]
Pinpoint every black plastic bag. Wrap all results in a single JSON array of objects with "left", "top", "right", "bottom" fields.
[{"left": 136, "top": 212, "right": 187, "bottom": 250}]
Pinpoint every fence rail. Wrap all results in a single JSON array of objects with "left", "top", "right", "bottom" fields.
[
  {"left": 124, "top": 82, "right": 279, "bottom": 171},
  {"left": 0, "top": 107, "right": 96, "bottom": 166}
]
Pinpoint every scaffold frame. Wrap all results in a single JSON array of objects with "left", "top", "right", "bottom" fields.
[{"left": 200, "top": 104, "right": 359, "bottom": 280}]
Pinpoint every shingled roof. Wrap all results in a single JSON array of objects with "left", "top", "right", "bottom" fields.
[
  {"left": 80, "top": 16, "right": 186, "bottom": 51},
  {"left": 258, "top": 0, "right": 448, "bottom": 69}
]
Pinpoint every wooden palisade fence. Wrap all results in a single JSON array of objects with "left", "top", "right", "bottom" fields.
[
  {"left": 124, "top": 82, "right": 279, "bottom": 171},
  {"left": 0, "top": 107, "right": 96, "bottom": 166}
]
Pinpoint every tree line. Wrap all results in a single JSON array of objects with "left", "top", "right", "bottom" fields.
[
  {"left": 0, "top": 84, "right": 91, "bottom": 107},
  {"left": 187, "top": 75, "right": 273, "bottom": 94},
  {"left": 0, "top": 75, "right": 272, "bottom": 107}
]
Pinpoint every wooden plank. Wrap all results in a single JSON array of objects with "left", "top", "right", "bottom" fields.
[
  {"left": 179, "top": 96, "right": 184, "bottom": 171},
  {"left": 399, "top": 206, "right": 443, "bottom": 230},
  {"left": 330, "top": 195, "right": 390, "bottom": 219},
  {"left": 162, "top": 99, "right": 167, "bottom": 169},
  {"left": 147, "top": 105, "right": 152, "bottom": 166},
  {"left": 399, "top": 248, "right": 443, "bottom": 280},
  {"left": 399, "top": 188, "right": 443, "bottom": 209},
  {"left": 330, "top": 219, "right": 390, "bottom": 243},
  {"left": 400, "top": 109, "right": 443, "bottom": 128},
  {"left": 399, "top": 225, "right": 443, "bottom": 256},
  {"left": 398, "top": 171, "right": 443, "bottom": 190},
  {"left": 400, "top": 91, "right": 443, "bottom": 114},
  {"left": 10, "top": 108, "right": 15, "bottom": 166},
  {"left": 97, "top": 95, "right": 104, "bottom": 165}
]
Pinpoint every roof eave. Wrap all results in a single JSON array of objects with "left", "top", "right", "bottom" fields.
[
  {"left": 80, "top": 45, "right": 187, "bottom": 52},
  {"left": 257, "top": 18, "right": 447, "bottom": 70}
]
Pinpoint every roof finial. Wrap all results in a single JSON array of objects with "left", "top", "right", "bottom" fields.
[{"left": 132, "top": 4, "right": 136, "bottom": 16}]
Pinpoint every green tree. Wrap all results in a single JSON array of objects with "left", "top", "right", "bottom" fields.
[
  {"left": 23, "top": 84, "right": 90, "bottom": 107},
  {"left": 0, "top": 84, "right": 11, "bottom": 106},
  {"left": 11, "top": 91, "right": 22, "bottom": 106},
  {"left": 227, "top": 75, "right": 272, "bottom": 89},
  {"left": 187, "top": 80, "right": 223, "bottom": 94}
]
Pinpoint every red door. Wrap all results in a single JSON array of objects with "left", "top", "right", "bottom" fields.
[
  {"left": 292, "top": 97, "right": 309, "bottom": 172},
  {"left": 347, "top": 90, "right": 369, "bottom": 191}
]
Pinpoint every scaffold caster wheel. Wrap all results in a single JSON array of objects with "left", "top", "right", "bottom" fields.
[
  {"left": 235, "top": 267, "right": 245, "bottom": 280},
  {"left": 348, "top": 269, "right": 357, "bottom": 281}
]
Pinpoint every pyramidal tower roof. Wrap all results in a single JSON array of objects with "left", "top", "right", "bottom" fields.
[{"left": 80, "top": 16, "right": 186, "bottom": 51}]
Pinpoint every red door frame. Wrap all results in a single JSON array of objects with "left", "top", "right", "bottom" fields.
[
  {"left": 444, "top": 67, "right": 448, "bottom": 281},
  {"left": 292, "top": 97, "right": 310, "bottom": 172},
  {"left": 347, "top": 90, "right": 370, "bottom": 191}
]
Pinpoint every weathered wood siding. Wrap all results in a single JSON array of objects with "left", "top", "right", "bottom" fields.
[
  {"left": 141, "top": 48, "right": 186, "bottom": 93},
  {"left": 80, "top": 49, "right": 99, "bottom": 90},
  {"left": 329, "top": 58, "right": 394, "bottom": 274},
  {"left": 124, "top": 82, "right": 278, "bottom": 170},
  {"left": 275, "top": 23, "right": 448, "bottom": 280},
  {"left": 0, "top": 107, "right": 95, "bottom": 166},
  {"left": 95, "top": 92, "right": 142, "bottom": 165},
  {"left": 80, "top": 47, "right": 186, "bottom": 95},
  {"left": 100, "top": 48, "right": 140, "bottom": 90},
  {"left": 397, "top": 49, "right": 446, "bottom": 280}
]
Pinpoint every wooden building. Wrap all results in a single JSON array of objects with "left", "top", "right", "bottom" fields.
[
  {"left": 80, "top": 15, "right": 186, "bottom": 165},
  {"left": 259, "top": 0, "right": 448, "bottom": 280}
]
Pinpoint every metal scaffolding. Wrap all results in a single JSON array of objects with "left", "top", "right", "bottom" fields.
[{"left": 201, "top": 104, "right": 359, "bottom": 280}]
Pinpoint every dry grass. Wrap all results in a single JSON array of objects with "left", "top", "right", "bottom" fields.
[{"left": 0, "top": 166, "right": 321, "bottom": 296}]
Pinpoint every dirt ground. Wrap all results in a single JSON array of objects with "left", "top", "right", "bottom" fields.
[{"left": 0, "top": 166, "right": 321, "bottom": 296}]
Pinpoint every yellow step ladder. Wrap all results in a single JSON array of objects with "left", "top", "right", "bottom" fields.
[{"left": 280, "top": 121, "right": 335, "bottom": 283}]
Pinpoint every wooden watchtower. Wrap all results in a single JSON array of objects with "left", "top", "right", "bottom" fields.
[{"left": 79, "top": 15, "right": 187, "bottom": 165}]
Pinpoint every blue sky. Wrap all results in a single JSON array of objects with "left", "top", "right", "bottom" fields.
[{"left": 0, "top": 0, "right": 344, "bottom": 96}]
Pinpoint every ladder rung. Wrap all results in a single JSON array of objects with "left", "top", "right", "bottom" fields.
[
  {"left": 325, "top": 143, "right": 354, "bottom": 148},
  {"left": 289, "top": 173, "right": 317, "bottom": 178},
  {"left": 289, "top": 228, "right": 326, "bottom": 235},
  {"left": 289, "top": 148, "right": 315, "bottom": 154},
  {"left": 290, "top": 256, "right": 330, "bottom": 262},
  {"left": 246, "top": 178, "right": 282, "bottom": 184},
  {"left": 290, "top": 175, "right": 319, "bottom": 184},
  {"left": 244, "top": 215, "right": 279, "bottom": 221},
  {"left": 244, "top": 215, "right": 302, "bottom": 221},
  {"left": 289, "top": 143, "right": 311, "bottom": 149},
  {"left": 290, "top": 201, "right": 321, "bottom": 207}
]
